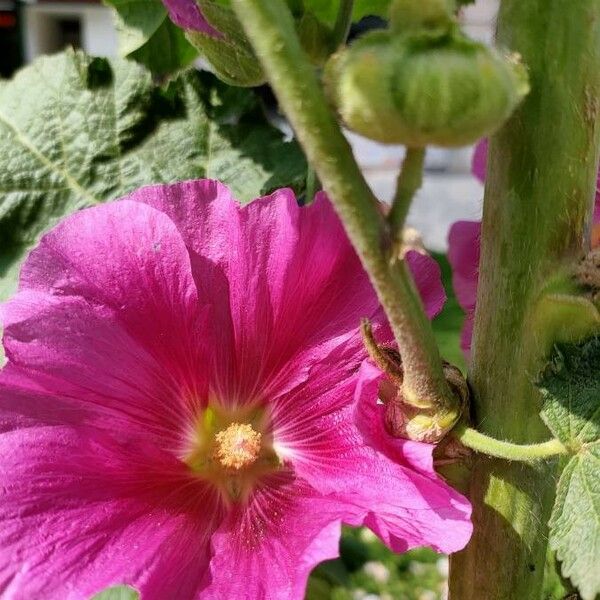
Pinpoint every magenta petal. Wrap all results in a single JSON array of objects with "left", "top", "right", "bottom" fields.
[
  {"left": 0, "top": 424, "right": 223, "bottom": 599},
  {"left": 131, "top": 182, "right": 386, "bottom": 401},
  {"left": 1, "top": 200, "right": 209, "bottom": 438},
  {"left": 205, "top": 475, "right": 345, "bottom": 600},
  {"left": 0, "top": 179, "right": 462, "bottom": 596},
  {"left": 352, "top": 363, "right": 472, "bottom": 553},
  {"left": 472, "top": 139, "right": 488, "bottom": 183},
  {"left": 405, "top": 251, "right": 447, "bottom": 319},
  {"left": 447, "top": 220, "right": 481, "bottom": 356},
  {"left": 273, "top": 361, "right": 472, "bottom": 555},
  {"left": 132, "top": 182, "right": 445, "bottom": 402},
  {"left": 353, "top": 361, "right": 437, "bottom": 474},
  {"left": 161, "top": 0, "right": 221, "bottom": 36},
  {"left": 447, "top": 220, "right": 480, "bottom": 313}
]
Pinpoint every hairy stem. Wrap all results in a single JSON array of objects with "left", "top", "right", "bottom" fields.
[
  {"left": 453, "top": 423, "right": 568, "bottom": 462},
  {"left": 449, "top": 1, "right": 600, "bottom": 598},
  {"left": 231, "top": 0, "right": 455, "bottom": 410},
  {"left": 388, "top": 147, "right": 426, "bottom": 241}
]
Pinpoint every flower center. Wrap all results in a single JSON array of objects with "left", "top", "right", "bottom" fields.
[{"left": 214, "top": 422, "right": 262, "bottom": 470}]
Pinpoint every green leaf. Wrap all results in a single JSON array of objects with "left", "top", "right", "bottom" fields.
[
  {"left": 91, "top": 585, "right": 139, "bottom": 600},
  {"left": 431, "top": 252, "right": 466, "bottom": 372},
  {"left": 104, "top": 0, "right": 197, "bottom": 76},
  {"left": 548, "top": 445, "right": 600, "bottom": 600},
  {"left": 304, "top": 0, "right": 391, "bottom": 27},
  {"left": 536, "top": 338, "right": 600, "bottom": 599},
  {"left": 185, "top": 0, "right": 265, "bottom": 87},
  {"left": 538, "top": 337, "right": 600, "bottom": 447},
  {"left": 0, "top": 49, "right": 306, "bottom": 302}
]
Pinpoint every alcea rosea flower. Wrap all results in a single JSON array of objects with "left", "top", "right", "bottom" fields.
[
  {"left": 0, "top": 181, "right": 471, "bottom": 599},
  {"left": 449, "top": 140, "right": 600, "bottom": 356}
]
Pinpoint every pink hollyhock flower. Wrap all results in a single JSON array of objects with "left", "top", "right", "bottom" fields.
[
  {"left": 162, "top": 0, "right": 221, "bottom": 37},
  {"left": 0, "top": 180, "right": 471, "bottom": 599},
  {"left": 449, "top": 140, "right": 600, "bottom": 357}
]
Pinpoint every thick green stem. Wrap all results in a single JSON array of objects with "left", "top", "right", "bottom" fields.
[
  {"left": 231, "top": 0, "right": 454, "bottom": 410},
  {"left": 449, "top": 2, "right": 600, "bottom": 598},
  {"left": 388, "top": 147, "right": 426, "bottom": 241},
  {"left": 453, "top": 423, "right": 567, "bottom": 462}
]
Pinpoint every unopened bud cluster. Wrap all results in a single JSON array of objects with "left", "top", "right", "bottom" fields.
[{"left": 325, "top": 0, "right": 529, "bottom": 147}]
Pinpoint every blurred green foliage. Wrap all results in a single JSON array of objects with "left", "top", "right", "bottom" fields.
[
  {"left": 431, "top": 252, "right": 466, "bottom": 372},
  {"left": 307, "top": 528, "right": 446, "bottom": 600}
]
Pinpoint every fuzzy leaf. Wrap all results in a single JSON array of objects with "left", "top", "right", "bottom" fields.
[
  {"left": 548, "top": 445, "right": 600, "bottom": 600},
  {"left": 538, "top": 337, "right": 600, "bottom": 446},
  {"left": 537, "top": 338, "right": 600, "bottom": 599},
  {"left": 0, "top": 49, "right": 306, "bottom": 302},
  {"left": 104, "top": 0, "right": 197, "bottom": 76}
]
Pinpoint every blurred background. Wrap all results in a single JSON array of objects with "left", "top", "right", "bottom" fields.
[{"left": 0, "top": 2, "right": 500, "bottom": 599}]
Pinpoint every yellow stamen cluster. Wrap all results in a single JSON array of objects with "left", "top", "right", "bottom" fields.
[{"left": 214, "top": 423, "right": 262, "bottom": 470}]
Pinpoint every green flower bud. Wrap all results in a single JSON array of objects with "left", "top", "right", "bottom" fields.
[
  {"left": 530, "top": 270, "right": 600, "bottom": 356},
  {"left": 324, "top": 30, "right": 529, "bottom": 147},
  {"left": 384, "top": 360, "right": 468, "bottom": 443},
  {"left": 390, "top": 0, "right": 456, "bottom": 32},
  {"left": 386, "top": 402, "right": 463, "bottom": 443}
]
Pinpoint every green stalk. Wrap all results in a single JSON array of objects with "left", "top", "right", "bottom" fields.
[
  {"left": 453, "top": 423, "right": 567, "bottom": 462},
  {"left": 449, "top": 2, "right": 600, "bottom": 598},
  {"left": 231, "top": 0, "right": 455, "bottom": 411},
  {"left": 388, "top": 147, "right": 426, "bottom": 240}
]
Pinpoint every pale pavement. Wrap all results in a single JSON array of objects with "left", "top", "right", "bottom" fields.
[{"left": 349, "top": 132, "right": 484, "bottom": 252}]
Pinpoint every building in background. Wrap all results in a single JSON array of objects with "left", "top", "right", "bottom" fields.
[
  {"left": 8, "top": 0, "right": 499, "bottom": 70},
  {"left": 20, "top": 0, "right": 117, "bottom": 61},
  {"left": 0, "top": 0, "right": 117, "bottom": 77}
]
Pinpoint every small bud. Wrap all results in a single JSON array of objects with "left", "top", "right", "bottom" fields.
[
  {"left": 533, "top": 293, "right": 600, "bottom": 353},
  {"left": 386, "top": 401, "right": 463, "bottom": 443},
  {"left": 324, "top": 30, "right": 529, "bottom": 147},
  {"left": 530, "top": 268, "right": 600, "bottom": 356},
  {"left": 389, "top": 0, "right": 456, "bottom": 32},
  {"left": 361, "top": 320, "right": 467, "bottom": 442}
]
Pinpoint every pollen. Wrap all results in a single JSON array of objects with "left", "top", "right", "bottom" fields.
[{"left": 214, "top": 423, "right": 262, "bottom": 470}]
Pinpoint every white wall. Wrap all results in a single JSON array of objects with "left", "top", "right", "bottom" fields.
[
  {"left": 20, "top": 0, "right": 500, "bottom": 63},
  {"left": 461, "top": 0, "right": 500, "bottom": 43},
  {"left": 21, "top": 2, "right": 118, "bottom": 61}
]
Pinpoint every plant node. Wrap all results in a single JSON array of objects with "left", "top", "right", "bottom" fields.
[{"left": 361, "top": 319, "right": 467, "bottom": 443}]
